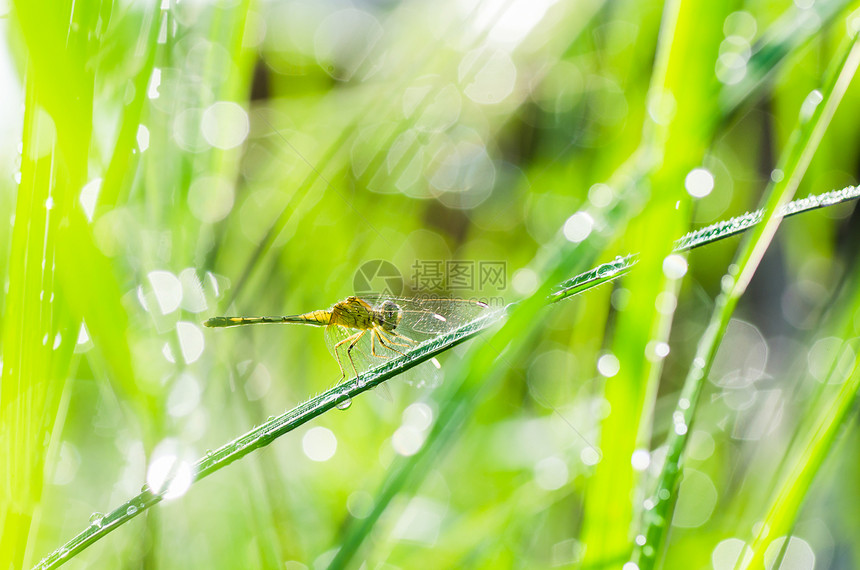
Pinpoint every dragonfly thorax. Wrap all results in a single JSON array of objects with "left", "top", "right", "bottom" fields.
[{"left": 374, "top": 300, "right": 403, "bottom": 331}]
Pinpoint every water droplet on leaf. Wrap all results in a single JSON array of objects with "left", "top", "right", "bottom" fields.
[{"left": 337, "top": 398, "right": 353, "bottom": 410}]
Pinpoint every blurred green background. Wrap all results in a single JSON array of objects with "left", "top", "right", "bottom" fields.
[{"left": 3, "top": 0, "right": 860, "bottom": 568}]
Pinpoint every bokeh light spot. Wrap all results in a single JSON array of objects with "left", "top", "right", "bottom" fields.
[
  {"left": 314, "top": 9, "right": 382, "bottom": 81},
  {"left": 534, "top": 456, "right": 569, "bottom": 491},
  {"left": 712, "top": 538, "right": 752, "bottom": 570},
  {"left": 302, "top": 427, "right": 337, "bottom": 462},
  {"left": 764, "top": 536, "right": 815, "bottom": 570},
  {"left": 137, "top": 124, "right": 150, "bottom": 151},
  {"left": 79, "top": 178, "right": 102, "bottom": 222},
  {"left": 188, "top": 175, "right": 235, "bottom": 223},
  {"left": 146, "top": 440, "right": 194, "bottom": 501},
  {"left": 201, "top": 101, "right": 249, "bottom": 150},
  {"left": 176, "top": 321, "right": 205, "bottom": 364},
  {"left": 512, "top": 268, "right": 539, "bottom": 296},
  {"left": 580, "top": 447, "right": 600, "bottom": 466},
  {"left": 392, "top": 425, "right": 425, "bottom": 456},
  {"left": 148, "top": 270, "right": 182, "bottom": 315},
  {"left": 663, "top": 254, "right": 688, "bottom": 279},
  {"left": 563, "top": 212, "right": 594, "bottom": 243},
  {"left": 631, "top": 449, "right": 651, "bottom": 471},
  {"left": 597, "top": 353, "right": 620, "bottom": 377},
  {"left": 685, "top": 168, "right": 714, "bottom": 198},
  {"left": 167, "top": 373, "right": 201, "bottom": 418},
  {"left": 402, "top": 403, "right": 434, "bottom": 431},
  {"left": 346, "top": 490, "right": 374, "bottom": 519},
  {"left": 671, "top": 468, "right": 717, "bottom": 528}
]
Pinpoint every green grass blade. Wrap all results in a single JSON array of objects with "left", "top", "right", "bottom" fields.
[
  {"left": 740, "top": 276, "right": 860, "bottom": 568},
  {"left": 0, "top": 75, "right": 61, "bottom": 570},
  {"left": 0, "top": 1, "right": 171, "bottom": 567},
  {"left": 578, "top": 0, "right": 730, "bottom": 563},
  {"left": 1, "top": 0, "right": 106, "bottom": 567},
  {"left": 634, "top": 28, "right": 860, "bottom": 570}
]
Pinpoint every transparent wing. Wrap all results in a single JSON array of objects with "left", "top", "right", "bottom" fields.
[{"left": 358, "top": 295, "right": 497, "bottom": 338}]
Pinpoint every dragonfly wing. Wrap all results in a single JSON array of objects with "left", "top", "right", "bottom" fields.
[{"left": 360, "top": 295, "right": 496, "bottom": 336}]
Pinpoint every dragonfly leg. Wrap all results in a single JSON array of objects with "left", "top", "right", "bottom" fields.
[
  {"left": 333, "top": 330, "right": 365, "bottom": 381},
  {"left": 345, "top": 330, "right": 366, "bottom": 379},
  {"left": 369, "top": 331, "right": 386, "bottom": 359},
  {"left": 375, "top": 328, "right": 409, "bottom": 356}
]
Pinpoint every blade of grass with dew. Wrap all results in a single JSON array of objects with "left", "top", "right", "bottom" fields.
[
  {"left": 549, "top": 185, "right": 860, "bottom": 303},
  {"left": 633, "top": 27, "right": 860, "bottom": 570},
  {"left": 578, "top": 1, "right": 728, "bottom": 564},
  {"left": 27, "top": 182, "right": 860, "bottom": 569}
]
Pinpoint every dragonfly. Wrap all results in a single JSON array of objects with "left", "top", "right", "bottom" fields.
[{"left": 204, "top": 295, "right": 493, "bottom": 383}]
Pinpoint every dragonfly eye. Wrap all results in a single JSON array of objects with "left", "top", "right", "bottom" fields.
[{"left": 377, "top": 300, "right": 402, "bottom": 331}]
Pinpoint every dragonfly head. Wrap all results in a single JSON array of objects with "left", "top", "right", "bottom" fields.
[{"left": 375, "top": 300, "right": 403, "bottom": 331}]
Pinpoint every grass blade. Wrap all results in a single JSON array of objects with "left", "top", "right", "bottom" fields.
[{"left": 634, "top": 28, "right": 860, "bottom": 569}]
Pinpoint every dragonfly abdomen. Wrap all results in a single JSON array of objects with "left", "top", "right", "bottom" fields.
[
  {"left": 289, "top": 310, "right": 332, "bottom": 326},
  {"left": 204, "top": 311, "right": 331, "bottom": 328}
]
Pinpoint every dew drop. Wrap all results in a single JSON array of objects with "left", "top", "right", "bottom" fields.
[
  {"left": 126, "top": 505, "right": 138, "bottom": 516},
  {"left": 336, "top": 398, "right": 353, "bottom": 410},
  {"left": 89, "top": 512, "right": 104, "bottom": 527}
]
